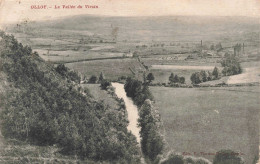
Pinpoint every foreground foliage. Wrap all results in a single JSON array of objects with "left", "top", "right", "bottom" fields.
[{"left": 0, "top": 32, "right": 140, "bottom": 163}]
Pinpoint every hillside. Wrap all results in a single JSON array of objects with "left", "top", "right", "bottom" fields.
[{"left": 0, "top": 32, "right": 141, "bottom": 163}]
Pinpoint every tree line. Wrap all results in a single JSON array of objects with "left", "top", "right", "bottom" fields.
[
  {"left": 190, "top": 67, "right": 221, "bottom": 84},
  {"left": 124, "top": 77, "right": 164, "bottom": 162}
]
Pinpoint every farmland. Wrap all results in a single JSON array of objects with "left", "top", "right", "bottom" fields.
[
  {"left": 150, "top": 86, "right": 259, "bottom": 163},
  {"left": 66, "top": 58, "right": 144, "bottom": 80}
]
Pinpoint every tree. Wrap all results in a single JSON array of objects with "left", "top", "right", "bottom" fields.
[
  {"left": 146, "top": 73, "right": 155, "bottom": 83},
  {"left": 145, "top": 127, "right": 164, "bottom": 161},
  {"left": 98, "top": 72, "right": 105, "bottom": 83},
  {"left": 212, "top": 67, "right": 221, "bottom": 80},
  {"left": 179, "top": 77, "right": 185, "bottom": 84},
  {"left": 190, "top": 72, "right": 203, "bottom": 84},
  {"left": 213, "top": 150, "right": 244, "bottom": 164},
  {"left": 124, "top": 77, "right": 142, "bottom": 99},
  {"left": 207, "top": 71, "right": 213, "bottom": 81},
  {"left": 169, "top": 73, "right": 175, "bottom": 84},
  {"left": 200, "top": 70, "right": 209, "bottom": 82},
  {"left": 88, "top": 75, "right": 97, "bottom": 83},
  {"left": 173, "top": 75, "right": 180, "bottom": 83},
  {"left": 100, "top": 79, "right": 111, "bottom": 90}
]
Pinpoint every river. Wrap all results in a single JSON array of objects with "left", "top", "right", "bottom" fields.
[{"left": 111, "top": 83, "right": 141, "bottom": 144}]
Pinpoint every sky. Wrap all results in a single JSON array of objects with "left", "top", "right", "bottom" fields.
[{"left": 0, "top": 0, "right": 260, "bottom": 25}]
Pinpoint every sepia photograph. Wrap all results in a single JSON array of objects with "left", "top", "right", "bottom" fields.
[{"left": 0, "top": 0, "right": 259, "bottom": 163}]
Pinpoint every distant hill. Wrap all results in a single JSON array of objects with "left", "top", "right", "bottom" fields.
[{"left": 6, "top": 15, "right": 260, "bottom": 43}]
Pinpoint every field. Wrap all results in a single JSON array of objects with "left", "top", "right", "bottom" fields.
[
  {"left": 150, "top": 86, "right": 259, "bottom": 163},
  {"left": 66, "top": 58, "right": 145, "bottom": 80}
]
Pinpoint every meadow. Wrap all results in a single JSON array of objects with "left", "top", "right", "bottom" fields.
[
  {"left": 66, "top": 58, "right": 145, "bottom": 80},
  {"left": 150, "top": 86, "right": 259, "bottom": 163}
]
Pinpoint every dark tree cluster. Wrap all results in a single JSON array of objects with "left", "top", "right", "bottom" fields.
[
  {"left": 0, "top": 32, "right": 140, "bottom": 163},
  {"left": 221, "top": 53, "right": 242, "bottom": 76},
  {"left": 168, "top": 73, "right": 185, "bottom": 84},
  {"left": 124, "top": 77, "right": 153, "bottom": 106},
  {"left": 55, "top": 64, "right": 81, "bottom": 83},
  {"left": 190, "top": 67, "right": 220, "bottom": 84},
  {"left": 88, "top": 75, "right": 98, "bottom": 83},
  {"left": 99, "top": 72, "right": 111, "bottom": 90},
  {"left": 146, "top": 72, "right": 155, "bottom": 84}
]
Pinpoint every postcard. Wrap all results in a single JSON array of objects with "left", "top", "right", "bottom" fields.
[{"left": 0, "top": 0, "right": 259, "bottom": 163}]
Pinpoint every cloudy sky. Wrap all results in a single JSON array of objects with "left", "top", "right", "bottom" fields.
[{"left": 0, "top": 0, "right": 260, "bottom": 25}]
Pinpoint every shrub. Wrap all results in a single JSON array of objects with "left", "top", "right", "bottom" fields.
[
  {"left": 88, "top": 75, "right": 97, "bottom": 83},
  {"left": 146, "top": 73, "right": 155, "bottom": 83},
  {"left": 161, "top": 154, "right": 184, "bottom": 164},
  {"left": 212, "top": 67, "right": 221, "bottom": 80},
  {"left": 213, "top": 150, "right": 244, "bottom": 164},
  {"left": 100, "top": 79, "right": 111, "bottom": 90}
]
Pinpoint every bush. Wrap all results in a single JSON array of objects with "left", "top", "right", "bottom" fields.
[
  {"left": 161, "top": 154, "right": 184, "bottom": 164},
  {"left": 212, "top": 67, "right": 221, "bottom": 80},
  {"left": 213, "top": 150, "right": 244, "bottom": 164},
  {"left": 179, "top": 77, "right": 185, "bottom": 84},
  {"left": 100, "top": 79, "right": 111, "bottom": 90},
  {"left": 88, "top": 75, "right": 97, "bottom": 83},
  {"left": 146, "top": 73, "right": 155, "bottom": 83}
]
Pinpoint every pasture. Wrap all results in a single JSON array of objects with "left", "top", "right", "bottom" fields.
[
  {"left": 150, "top": 86, "right": 259, "bottom": 163},
  {"left": 66, "top": 58, "right": 145, "bottom": 80}
]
